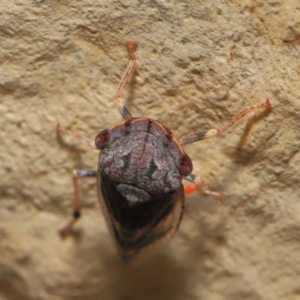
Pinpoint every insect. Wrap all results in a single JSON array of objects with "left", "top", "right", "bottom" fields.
[{"left": 57, "top": 40, "right": 272, "bottom": 262}]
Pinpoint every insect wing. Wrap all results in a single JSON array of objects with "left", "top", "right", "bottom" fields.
[{"left": 98, "top": 170, "right": 184, "bottom": 262}]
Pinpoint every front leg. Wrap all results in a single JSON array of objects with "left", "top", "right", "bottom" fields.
[
  {"left": 115, "top": 40, "right": 139, "bottom": 120},
  {"left": 179, "top": 99, "right": 272, "bottom": 146},
  {"left": 184, "top": 174, "right": 223, "bottom": 203}
]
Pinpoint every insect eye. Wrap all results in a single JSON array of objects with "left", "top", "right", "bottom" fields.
[
  {"left": 178, "top": 153, "right": 193, "bottom": 176},
  {"left": 95, "top": 129, "right": 110, "bottom": 149}
]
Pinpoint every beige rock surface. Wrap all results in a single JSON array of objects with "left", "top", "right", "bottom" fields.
[{"left": 0, "top": 1, "right": 300, "bottom": 299}]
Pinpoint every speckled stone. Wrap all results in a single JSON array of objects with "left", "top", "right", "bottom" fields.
[{"left": 0, "top": 1, "right": 300, "bottom": 300}]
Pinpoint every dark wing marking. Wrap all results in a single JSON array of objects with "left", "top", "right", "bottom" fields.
[{"left": 97, "top": 169, "right": 184, "bottom": 262}]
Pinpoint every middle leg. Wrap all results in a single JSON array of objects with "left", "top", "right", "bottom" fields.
[
  {"left": 57, "top": 123, "right": 97, "bottom": 149},
  {"left": 184, "top": 173, "right": 223, "bottom": 203}
]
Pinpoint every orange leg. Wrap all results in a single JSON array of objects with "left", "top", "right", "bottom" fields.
[
  {"left": 59, "top": 169, "right": 97, "bottom": 238},
  {"left": 115, "top": 40, "right": 139, "bottom": 120},
  {"left": 179, "top": 98, "right": 272, "bottom": 146},
  {"left": 184, "top": 174, "right": 223, "bottom": 203}
]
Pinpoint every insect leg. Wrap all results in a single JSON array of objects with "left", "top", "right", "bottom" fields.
[
  {"left": 179, "top": 98, "right": 272, "bottom": 145},
  {"left": 115, "top": 40, "right": 139, "bottom": 120},
  {"left": 59, "top": 169, "right": 97, "bottom": 238},
  {"left": 57, "top": 122, "right": 97, "bottom": 149},
  {"left": 184, "top": 174, "right": 223, "bottom": 203}
]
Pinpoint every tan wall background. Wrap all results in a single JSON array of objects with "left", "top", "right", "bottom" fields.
[{"left": 0, "top": 1, "right": 300, "bottom": 300}]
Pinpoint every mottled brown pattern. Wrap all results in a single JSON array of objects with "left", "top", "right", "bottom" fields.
[{"left": 100, "top": 124, "right": 182, "bottom": 194}]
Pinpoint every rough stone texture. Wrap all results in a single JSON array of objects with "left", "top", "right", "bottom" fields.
[{"left": 0, "top": 1, "right": 299, "bottom": 299}]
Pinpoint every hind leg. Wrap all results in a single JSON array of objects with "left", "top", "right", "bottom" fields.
[{"left": 59, "top": 169, "right": 97, "bottom": 237}]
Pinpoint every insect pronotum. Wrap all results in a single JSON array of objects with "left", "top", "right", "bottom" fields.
[{"left": 57, "top": 40, "right": 272, "bottom": 262}]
